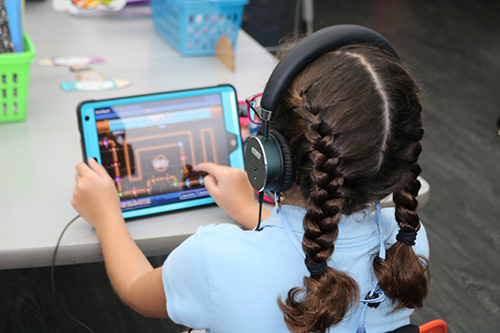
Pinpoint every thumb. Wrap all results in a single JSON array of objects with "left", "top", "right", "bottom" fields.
[
  {"left": 88, "top": 158, "right": 111, "bottom": 179},
  {"left": 202, "top": 174, "right": 219, "bottom": 196}
]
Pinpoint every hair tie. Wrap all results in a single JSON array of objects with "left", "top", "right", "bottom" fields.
[
  {"left": 305, "top": 255, "right": 327, "bottom": 276},
  {"left": 396, "top": 230, "right": 417, "bottom": 246}
]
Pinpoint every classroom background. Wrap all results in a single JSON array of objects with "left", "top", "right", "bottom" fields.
[{"left": 0, "top": 0, "right": 499, "bottom": 332}]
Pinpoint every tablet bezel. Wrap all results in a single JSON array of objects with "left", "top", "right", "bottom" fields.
[{"left": 77, "top": 84, "right": 244, "bottom": 219}]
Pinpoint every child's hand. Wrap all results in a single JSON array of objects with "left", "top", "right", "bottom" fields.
[
  {"left": 71, "top": 158, "right": 122, "bottom": 229},
  {"left": 194, "top": 163, "right": 269, "bottom": 229}
]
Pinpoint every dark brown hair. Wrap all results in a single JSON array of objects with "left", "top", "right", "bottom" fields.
[{"left": 271, "top": 44, "right": 428, "bottom": 333}]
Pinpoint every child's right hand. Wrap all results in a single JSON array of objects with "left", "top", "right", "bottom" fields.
[{"left": 194, "top": 163, "right": 269, "bottom": 229}]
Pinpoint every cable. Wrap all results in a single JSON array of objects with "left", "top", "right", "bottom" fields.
[
  {"left": 51, "top": 214, "right": 95, "bottom": 333},
  {"left": 255, "top": 191, "right": 264, "bottom": 231}
]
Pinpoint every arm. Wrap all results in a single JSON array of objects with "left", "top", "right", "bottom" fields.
[
  {"left": 194, "top": 163, "right": 271, "bottom": 229},
  {"left": 71, "top": 159, "right": 167, "bottom": 318}
]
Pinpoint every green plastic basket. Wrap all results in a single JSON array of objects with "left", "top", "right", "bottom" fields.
[{"left": 0, "top": 34, "right": 36, "bottom": 123}]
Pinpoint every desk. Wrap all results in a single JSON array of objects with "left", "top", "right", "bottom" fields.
[
  {"left": 0, "top": 2, "right": 431, "bottom": 271},
  {"left": 0, "top": 1, "right": 277, "bottom": 269}
]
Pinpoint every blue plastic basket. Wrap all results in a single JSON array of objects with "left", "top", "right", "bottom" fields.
[{"left": 151, "top": 0, "right": 248, "bottom": 56}]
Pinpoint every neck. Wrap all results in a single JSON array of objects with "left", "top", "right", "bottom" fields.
[{"left": 281, "top": 184, "right": 306, "bottom": 208}]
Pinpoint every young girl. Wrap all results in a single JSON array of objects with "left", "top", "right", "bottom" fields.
[{"left": 72, "top": 32, "right": 429, "bottom": 333}]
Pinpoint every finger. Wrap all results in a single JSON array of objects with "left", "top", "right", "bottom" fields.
[
  {"left": 76, "top": 161, "right": 92, "bottom": 177},
  {"left": 88, "top": 158, "right": 111, "bottom": 179},
  {"left": 75, "top": 173, "right": 83, "bottom": 183},
  {"left": 70, "top": 192, "right": 77, "bottom": 209},
  {"left": 194, "top": 162, "right": 218, "bottom": 174},
  {"left": 202, "top": 174, "right": 219, "bottom": 195}
]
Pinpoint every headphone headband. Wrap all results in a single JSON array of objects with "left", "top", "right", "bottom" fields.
[
  {"left": 244, "top": 25, "right": 400, "bottom": 196},
  {"left": 260, "top": 25, "right": 400, "bottom": 112}
]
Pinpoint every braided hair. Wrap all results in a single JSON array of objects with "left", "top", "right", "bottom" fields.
[{"left": 271, "top": 45, "right": 428, "bottom": 333}]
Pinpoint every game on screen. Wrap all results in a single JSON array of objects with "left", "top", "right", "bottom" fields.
[{"left": 93, "top": 93, "right": 233, "bottom": 212}]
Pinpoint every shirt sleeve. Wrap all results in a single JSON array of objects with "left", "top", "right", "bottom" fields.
[{"left": 163, "top": 225, "right": 212, "bottom": 329}]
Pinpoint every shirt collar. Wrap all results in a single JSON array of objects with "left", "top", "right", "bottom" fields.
[
  {"left": 260, "top": 204, "right": 305, "bottom": 231},
  {"left": 261, "top": 204, "right": 377, "bottom": 239}
]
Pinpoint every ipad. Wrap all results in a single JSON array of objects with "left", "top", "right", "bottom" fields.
[{"left": 77, "top": 85, "right": 244, "bottom": 219}]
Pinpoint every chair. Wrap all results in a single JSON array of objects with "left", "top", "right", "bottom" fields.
[{"left": 419, "top": 319, "right": 447, "bottom": 333}]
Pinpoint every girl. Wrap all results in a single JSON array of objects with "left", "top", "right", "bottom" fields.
[{"left": 72, "top": 30, "right": 429, "bottom": 333}]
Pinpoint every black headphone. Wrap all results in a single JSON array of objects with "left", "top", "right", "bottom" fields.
[{"left": 244, "top": 24, "right": 400, "bottom": 194}]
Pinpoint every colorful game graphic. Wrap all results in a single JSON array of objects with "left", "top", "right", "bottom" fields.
[{"left": 94, "top": 94, "right": 231, "bottom": 211}]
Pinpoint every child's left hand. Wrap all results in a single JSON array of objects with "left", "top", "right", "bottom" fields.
[{"left": 71, "top": 158, "right": 122, "bottom": 229}]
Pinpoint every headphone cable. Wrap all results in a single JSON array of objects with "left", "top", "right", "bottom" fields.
[
  {"left": 255, "top": 192, "right": 264, "bottom": 231},
  {"left": 51, "top": 214, "right": 95, "bottom": 333}
]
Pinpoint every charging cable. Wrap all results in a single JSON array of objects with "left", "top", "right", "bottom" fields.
[{"left": 51, "top": 214, "right": 95, "bottom": 333}]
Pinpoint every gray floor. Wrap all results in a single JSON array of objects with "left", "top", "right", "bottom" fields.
[{"left": 1, "top": 1, "right": 499, "bottom": 332}]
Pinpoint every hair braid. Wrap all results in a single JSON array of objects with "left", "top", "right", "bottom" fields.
[
  {"left": 278, "top": 98, "right": 358, "bottom": 333},
  {"left": 374, "top": 142, "right": 429, "bottom": 310},
  {"left": 394, "top": 163, "right": 422, "bottom": 231},
  {"left": 302, "top": 114, "right": 343, "bottom": 262}
]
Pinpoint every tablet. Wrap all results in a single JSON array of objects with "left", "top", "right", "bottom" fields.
[{"left": 77, "top": 85, "right": 244, "bottom": 219}]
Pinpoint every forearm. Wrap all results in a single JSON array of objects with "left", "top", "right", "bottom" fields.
[
  {"left": 72, "top": 160, "right": 167, "bottom": 317},
  {"left": 93, "top": 212, "right": 167, "bottom": 317},
  {"left": 95, "top": 213, "right": 151, "bottom": 290}
]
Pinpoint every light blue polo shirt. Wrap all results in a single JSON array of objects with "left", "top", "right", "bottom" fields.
[{"left": 163, "top": 205, "right": 429, "bottom": 333}]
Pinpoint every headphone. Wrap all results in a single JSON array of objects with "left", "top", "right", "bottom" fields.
[{"left": 244, "top": 24, "right": 400, "bottom": 194}]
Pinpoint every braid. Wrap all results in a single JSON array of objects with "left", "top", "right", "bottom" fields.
[
  {"left": 374, "top": 143, "right": 429, "bottom": 310},
  {"left": 278, "top": 97, "right": 358, "bottom": 333},
  {"left": 394, "top": 162, "right": 422, "bottom": 232},
  {"left": 302, "top": 114, "right": 344, "bottom": 263}
]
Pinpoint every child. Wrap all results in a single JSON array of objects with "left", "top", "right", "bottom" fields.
[{"left": 72, "top": 32, "right": 429, "bottom": 333}]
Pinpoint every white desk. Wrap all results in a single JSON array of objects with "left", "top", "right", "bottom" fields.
[
  {"left": 0, "top": 2, "right": 277, "bottom": 269},
  {"left": 0, "top": 2, "right": 431, "bottom": 270}
]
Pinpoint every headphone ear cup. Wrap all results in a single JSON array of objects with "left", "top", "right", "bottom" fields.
[{"left": 269, "top": 130, "right": 295, "bottom": 193}]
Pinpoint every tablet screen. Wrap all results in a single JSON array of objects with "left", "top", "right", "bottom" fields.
[{"left": 78, "top": 85, "right": 243, "bottom": 218}]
